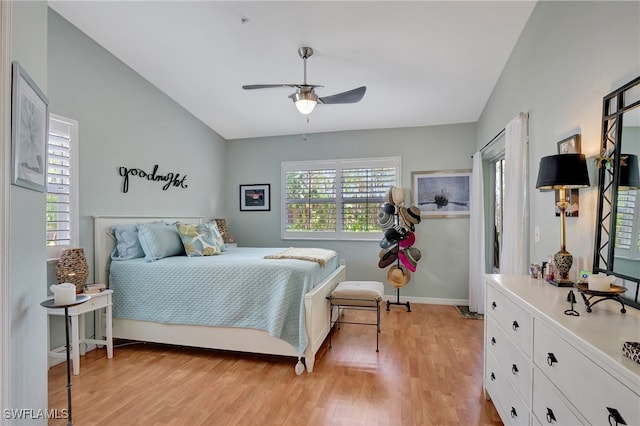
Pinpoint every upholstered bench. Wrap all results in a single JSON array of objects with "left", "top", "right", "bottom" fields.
[{"left": 327, "top": 281, "right": 384, "bottom": 352}]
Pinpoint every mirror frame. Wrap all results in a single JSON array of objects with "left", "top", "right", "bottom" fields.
[{"left": 593, "top": 76, "right": 640, "bottom": 309}]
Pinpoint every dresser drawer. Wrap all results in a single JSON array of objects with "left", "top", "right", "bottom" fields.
[
  {"left": 533, "top": 320, "right": 640, "bottom": 426},
  {"left": 486, "top": 285, "right": 532, "bottom": 355},
  {"left": 486, "top": 351, "right": 529, "bottom": 426},
  {"left": 532, "top": 368, "right": 584, "bottom": 425},
  {"left": 486, "top": 317, "right": 531, "bottom": 403}
]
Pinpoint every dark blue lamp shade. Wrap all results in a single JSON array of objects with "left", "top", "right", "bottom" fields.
[
  {"left": 619, "top": 154, "right": 640, "bottom": 191},
  {"left": 536, "top": 154, "right": 590, "bottom": 189}
]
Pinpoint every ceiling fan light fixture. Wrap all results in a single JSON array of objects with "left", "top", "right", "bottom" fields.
[{"left": 293, "top": 91, "right": 318, "bottom": 115}]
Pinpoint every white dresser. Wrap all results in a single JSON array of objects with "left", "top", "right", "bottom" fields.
[{"left": 484, "top": 274, "right": 640, "bottom": 426}]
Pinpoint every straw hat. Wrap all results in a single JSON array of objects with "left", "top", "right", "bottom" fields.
[
  {"left": 387, "top": 264, "right": 411, "bottom": 288},
  {"left": 384, "top": 186, "right": 406, "bottom": 206},
  {"left": 400, "top": 205, "right": 421, "bottom": 225}
]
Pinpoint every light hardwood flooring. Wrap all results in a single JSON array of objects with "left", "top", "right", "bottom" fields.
[{"left": 48, "top": 303, "right": 501, "bottom": 425}]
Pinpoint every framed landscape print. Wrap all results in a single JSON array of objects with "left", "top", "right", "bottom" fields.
[
  {"left": 411, "top": 170, "right": 471, "bottom": 218},
  {"left": 11, "top": 61, "right": 49, "bottom": 192},
  {"left": 240, "top": 184, "right": 270, "bottom": 211}
]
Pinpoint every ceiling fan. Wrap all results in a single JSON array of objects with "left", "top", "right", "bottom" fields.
[{"left": 242, "top": 47, "right": 366, "bottom": 115}]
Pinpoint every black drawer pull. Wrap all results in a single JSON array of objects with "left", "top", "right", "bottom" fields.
[
  {"left": 491, "top": 301, "right": 497, "bottom": 310},
  {"left": 512, "top": 320, "right": 519, "bottom": 331},
  {"left": 491, "top": 337, "right": 496, "bottom": 345},
  {"left": 510, "top": 407, "right": 517, "bottom": 418},
  {"left": 490, "top": 372, "right": 495, "bottom": 381},
  {"left": 547, "top": 352, "right": 558, "bottom": 366},
  {"left": 607, "top": 407, "right": 627, "bottom": 426},
  {"left": 546, "top": 407, "right": 556, "bottom": 423},
  {"left": 511, "top": 364, "right": 518, "bottom": 375}
]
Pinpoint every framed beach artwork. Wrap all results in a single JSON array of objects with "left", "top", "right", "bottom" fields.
[
  {"left": 240, "top": 184, "right": 270, "bottom": 211},
  {"left": 411, "top": 170, "right": 471, "bottom": 218},
  {"left": 11, "top": 62, "right": 49, "bottom": 192}
]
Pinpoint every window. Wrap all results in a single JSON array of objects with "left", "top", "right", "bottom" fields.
[
  {"left": 615, "top": 189, "right": 640, "bottom": 258},
  {"left": 46, "top": 114, "right": 79, "bottom": 259},
  {"left": 491, "top": 156, "right": 505, "bottom": 272},
  {"left": 282, "top": 157, "right": 401, "bottom": 240}
]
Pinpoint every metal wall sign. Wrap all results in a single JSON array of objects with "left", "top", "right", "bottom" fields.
[{"left": 119, "top": 164, "right": 188, "bottom": 193}]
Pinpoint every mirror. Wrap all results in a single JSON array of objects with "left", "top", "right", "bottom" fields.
[{"left": 594, "top": 76, "right": 640, "bottom": 309}]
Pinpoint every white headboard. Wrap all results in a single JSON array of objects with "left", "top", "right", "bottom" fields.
[{"left": 93, "top": 215, "right": 203, "bottom": 285}]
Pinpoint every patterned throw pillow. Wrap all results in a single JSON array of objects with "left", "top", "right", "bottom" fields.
[
  {"left": 177, "top": 223, "right": 221, "bottom": 257},
  {"left": 206, "top": 221, "right": 228, "bottom": 251}
]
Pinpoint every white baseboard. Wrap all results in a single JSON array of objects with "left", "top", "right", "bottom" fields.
[{"left": 383, "top": 294, "right": 469, "bottom": 306}]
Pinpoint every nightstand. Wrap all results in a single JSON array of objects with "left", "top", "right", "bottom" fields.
[{"left": 46, "top": 289, "right": 113, "bottom": 375}]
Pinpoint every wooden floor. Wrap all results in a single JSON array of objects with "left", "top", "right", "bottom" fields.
[{"left": 48, "top": 304, "right": 502, "bottom": 425}]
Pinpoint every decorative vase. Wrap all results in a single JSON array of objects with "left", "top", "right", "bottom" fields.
[{"left": 56, "top": 248, "right": 89, "bottom": 294}]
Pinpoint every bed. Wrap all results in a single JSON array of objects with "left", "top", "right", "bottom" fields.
[{"left": 93, "top": 215, "right": 346, "bottom": 373}]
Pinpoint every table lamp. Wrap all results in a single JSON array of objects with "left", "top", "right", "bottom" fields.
[{"left": 536, "top": 154, "right": 590, "bottom": 286}]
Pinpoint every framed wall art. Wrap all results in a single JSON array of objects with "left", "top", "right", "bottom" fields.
[
  {"left": 557, "top": 133, "right": 581, "bottom": 154},
  {"left": 11, "top": 61, "right": 49, "bottom": 192},
  {"left": 556, "top": 133, "right": 581, "bottom": 216},
  {"left": 411, "top": 170, "right": 471, "bottom": 218},
  {"left": 240, "top": 184, "right": 270, "bottom": 211}
]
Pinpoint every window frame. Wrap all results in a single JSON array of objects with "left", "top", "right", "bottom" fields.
[
  {"left": 281, "top": 156, "right": 401, "bottom": 241},
  {"left": 46, "top": 114, "right": 79, "bottom": 260}
]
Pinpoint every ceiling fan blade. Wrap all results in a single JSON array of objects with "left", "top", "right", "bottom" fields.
[
  {"left": 242, "top": 84, "right": 299, "bottom": 90},
  {"left": 242, "top": 84, "right": 324, "bottom": 90},
  {"left": 318, "top": 86, "right": 366, "bottom": 104}
]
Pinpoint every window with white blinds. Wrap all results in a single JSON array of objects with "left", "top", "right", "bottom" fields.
[
  {"left": 282, "top": 157, "right": 401, "bottom": 240},
  {"left": 615, "top": 190, "right": 640, "bottom": 258},
  {"left": 46, "top": 115, "right": 79, "bottom": 259}
]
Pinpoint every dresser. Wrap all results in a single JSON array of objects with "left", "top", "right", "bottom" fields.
[{"left": 484, "top": 274, "right": 640, "bottom": 425}]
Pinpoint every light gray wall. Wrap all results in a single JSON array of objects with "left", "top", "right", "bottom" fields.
[
  {"left": 46, "top": 9, "right": 227, "bottom": 348},
  {"left": 477, "top": 1, "right": 640, "bottom": 278},
  {"left": 226, "top": 124, "right": 476, "bottom": 302},
  {"left": 9, "top": 0, "right": 49, "bottom": 421}
]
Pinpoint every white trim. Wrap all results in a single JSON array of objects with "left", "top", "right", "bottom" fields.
[
  {"left": 46, "top": 114, "right": 79, "bottom": 260},
  {"left": 281, "top": 156, "right": 402, "bottom": 240},
  {"left": 1, "top": 0, "right": 12, "bottom": 418},
  {"left": 385, "top": 295, "right": 469, "bottom": 306}
]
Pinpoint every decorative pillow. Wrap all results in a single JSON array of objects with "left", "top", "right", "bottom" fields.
[
  {"left": 137, "top": 222, "right": 185, "bottom": 262},
  {"left": 177, "top": 223, "right": 221, "bottom": 257},
  {"left": 110, "top": 224, "right": 145, "bottom": 260},
  {"left": 206, "top": 221, "right": 228, "bottom": 252}
]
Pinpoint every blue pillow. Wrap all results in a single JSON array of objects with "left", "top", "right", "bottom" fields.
[
  {"left": 110, "top": 224, "right": 145, "bottom": 260},
  {"left": 137, "top": 222, "right": 185, "bottom": 262}
]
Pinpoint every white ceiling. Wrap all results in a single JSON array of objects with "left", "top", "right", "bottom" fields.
[{"left": 48, "top": 1, "right": 537, "bottom": 140}]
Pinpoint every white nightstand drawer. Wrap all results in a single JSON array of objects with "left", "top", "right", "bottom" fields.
[
  {"left": 486, "top": 317, "right": 531, "bottom": 403},
  {"left": 533, "top": 320, "right": 640, "bottom": 426},
  {"left": 532, "top": 368, "right": 584, "bottom": 425},
  {"left": 486, "top": 285, "right": 532, "bottom": 355},
  {"left": 486, "top": 351, "right": 529, "bottom": 426}
]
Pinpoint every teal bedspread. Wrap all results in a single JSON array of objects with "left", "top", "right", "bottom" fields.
[{"left": 109, "top": 247, "right": 338, "bottom": 355}]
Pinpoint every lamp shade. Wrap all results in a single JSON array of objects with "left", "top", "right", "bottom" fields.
[
  {"left": 619, "top": 154, "right": 640, "bottom": 191},
  {"left": 292, "top": 91, "right": 318, "bottom": 115},
  {"left": 536, "top": 154, "right": 590, "bottom": 189}
]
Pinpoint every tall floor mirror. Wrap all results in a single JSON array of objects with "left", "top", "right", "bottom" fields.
[{"left": 593, "top": 76, "right": 640, "bottom": 309}]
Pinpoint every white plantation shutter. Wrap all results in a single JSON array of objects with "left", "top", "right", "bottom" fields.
[
  {"left": 282, "top": 157, "right": 401, "bottom": 240},
  {"left": 46, "top": 115, "right": 79, "bottom": 258},
  {"left": 341, "top": 166, "right": 396, "bottom": 232},
  {"left": 615, "top": 190, "right": 639, "bottom": 257}
]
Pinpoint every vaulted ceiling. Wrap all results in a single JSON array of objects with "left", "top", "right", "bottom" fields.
[{"left": 49, "top": 1, "right": 537, "bottom": 140}]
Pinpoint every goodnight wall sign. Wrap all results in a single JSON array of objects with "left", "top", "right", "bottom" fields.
[{"left": 119, "top": 164, "right": 188, "bottom": 193}]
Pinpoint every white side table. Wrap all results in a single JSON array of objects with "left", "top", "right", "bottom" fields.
[{"left": 46, "top": 289, "right": 113, "bottom": 375}]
